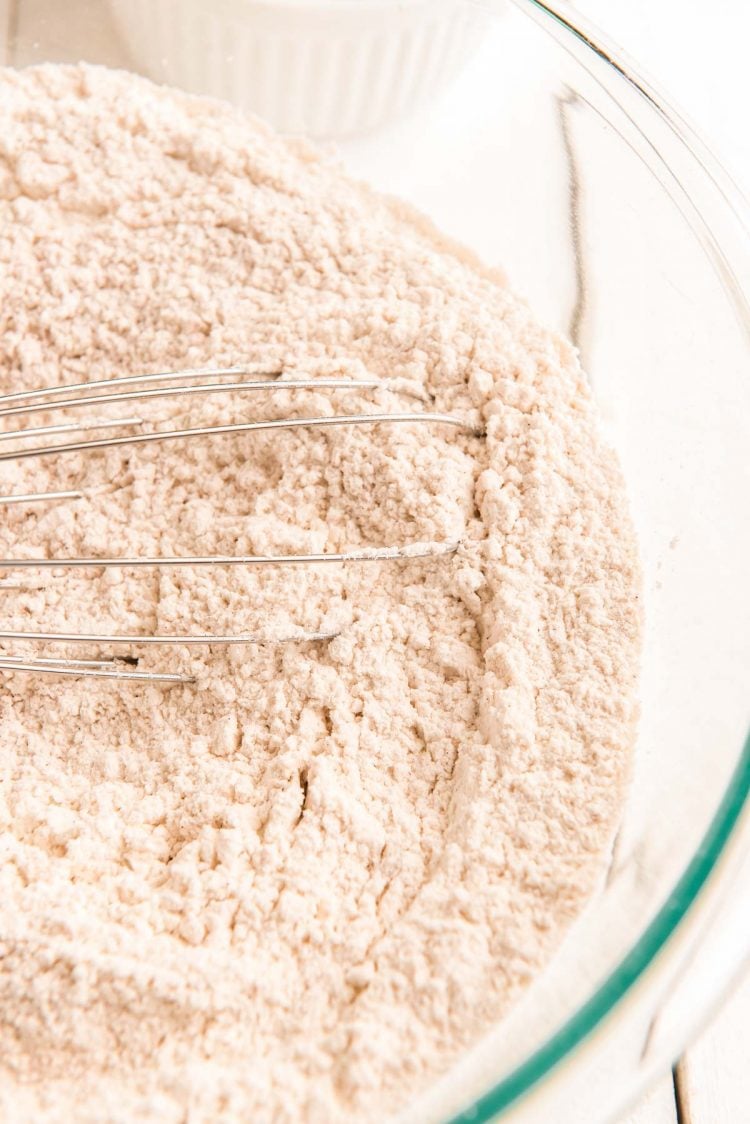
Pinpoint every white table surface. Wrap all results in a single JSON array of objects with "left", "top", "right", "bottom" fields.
[{"left": 1, "top": 1, "right": 748, "bottom": 1121}]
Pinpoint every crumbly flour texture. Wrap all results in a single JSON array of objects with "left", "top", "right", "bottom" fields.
[{"left": 0, "top": 65, "right": 640, "bottom": 1123}]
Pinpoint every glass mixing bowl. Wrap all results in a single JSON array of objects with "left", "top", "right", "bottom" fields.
[{"left": 2, "top": 1, "right": 749, "bottom": 1121}]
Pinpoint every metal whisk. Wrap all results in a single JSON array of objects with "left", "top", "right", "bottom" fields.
[{"left": 0, "top": 366, "right": 481, "bottom": 685}]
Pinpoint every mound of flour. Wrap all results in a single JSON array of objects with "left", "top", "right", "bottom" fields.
[{"left": 0, "top": 64, "right": 640, "bottom": 1123}]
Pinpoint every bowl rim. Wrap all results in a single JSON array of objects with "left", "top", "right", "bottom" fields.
[
  {"left": 447, "top": 2, "right": 750, "bottom": 1120},
  {"left": 450, "top": 736, "right": 750, "bottom": 1122}
]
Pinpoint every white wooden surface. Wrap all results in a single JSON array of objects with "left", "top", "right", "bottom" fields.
[
  {"left": 616, "top": 967, "right": 750, "bottom": 1124},
  {"left": 1, "top": 0, "right": 748, "bottom": 1121},
  {"left": 673, "top": 967, "right": 750, "bottom": 1124},
  {"left": 622, "top": 1076, "right": 678, "bottom": 1124}
]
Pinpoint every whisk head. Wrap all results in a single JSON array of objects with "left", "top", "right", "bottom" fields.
[{"left": 0, "top": 366, "right": 481, "bottom": 684}]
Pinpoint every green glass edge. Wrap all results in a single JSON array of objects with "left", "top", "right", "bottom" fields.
[
  {"left": 450, "top": 730, "right": 750, "bottom": 1123},
  {"left": 444, "top": 1, "right": 750, "bottom": 1119}
]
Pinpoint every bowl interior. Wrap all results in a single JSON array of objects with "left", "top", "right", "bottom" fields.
[{"left": 2, "top": 2, "right": 749, "bottom": 1122}]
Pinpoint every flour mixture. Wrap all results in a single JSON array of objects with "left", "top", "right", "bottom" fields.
[{"left": 0, "top": 64, "right": 641, "bottom": 1123}]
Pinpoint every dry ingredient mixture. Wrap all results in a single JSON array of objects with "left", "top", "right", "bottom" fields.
[{"left": 0, "top": 64, "right": 640, "bottom": 1124}]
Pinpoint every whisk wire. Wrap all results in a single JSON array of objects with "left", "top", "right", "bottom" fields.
[{"left": 0, "top": 367, "right": 478, "bottom": 683}]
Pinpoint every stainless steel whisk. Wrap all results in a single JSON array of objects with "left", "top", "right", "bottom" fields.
[{"left": 0, "top": 366, "right": 481, "bottom": 685}]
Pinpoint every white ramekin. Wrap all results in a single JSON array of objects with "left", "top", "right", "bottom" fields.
[{"left": 106, "top": 0, "right": 487, "bottom": 137}]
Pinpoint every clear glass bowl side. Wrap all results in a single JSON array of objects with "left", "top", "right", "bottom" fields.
[
  {"left": 392, "top": 2, "right": 750, "bottom": 1118},
  {"left": 2, "top": 3, "right": 749, "bottom": 1122}
]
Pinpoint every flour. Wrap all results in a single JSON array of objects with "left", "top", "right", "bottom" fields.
[{"left": 0, "top": 64, "right": 641, "bottom": 1124}]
